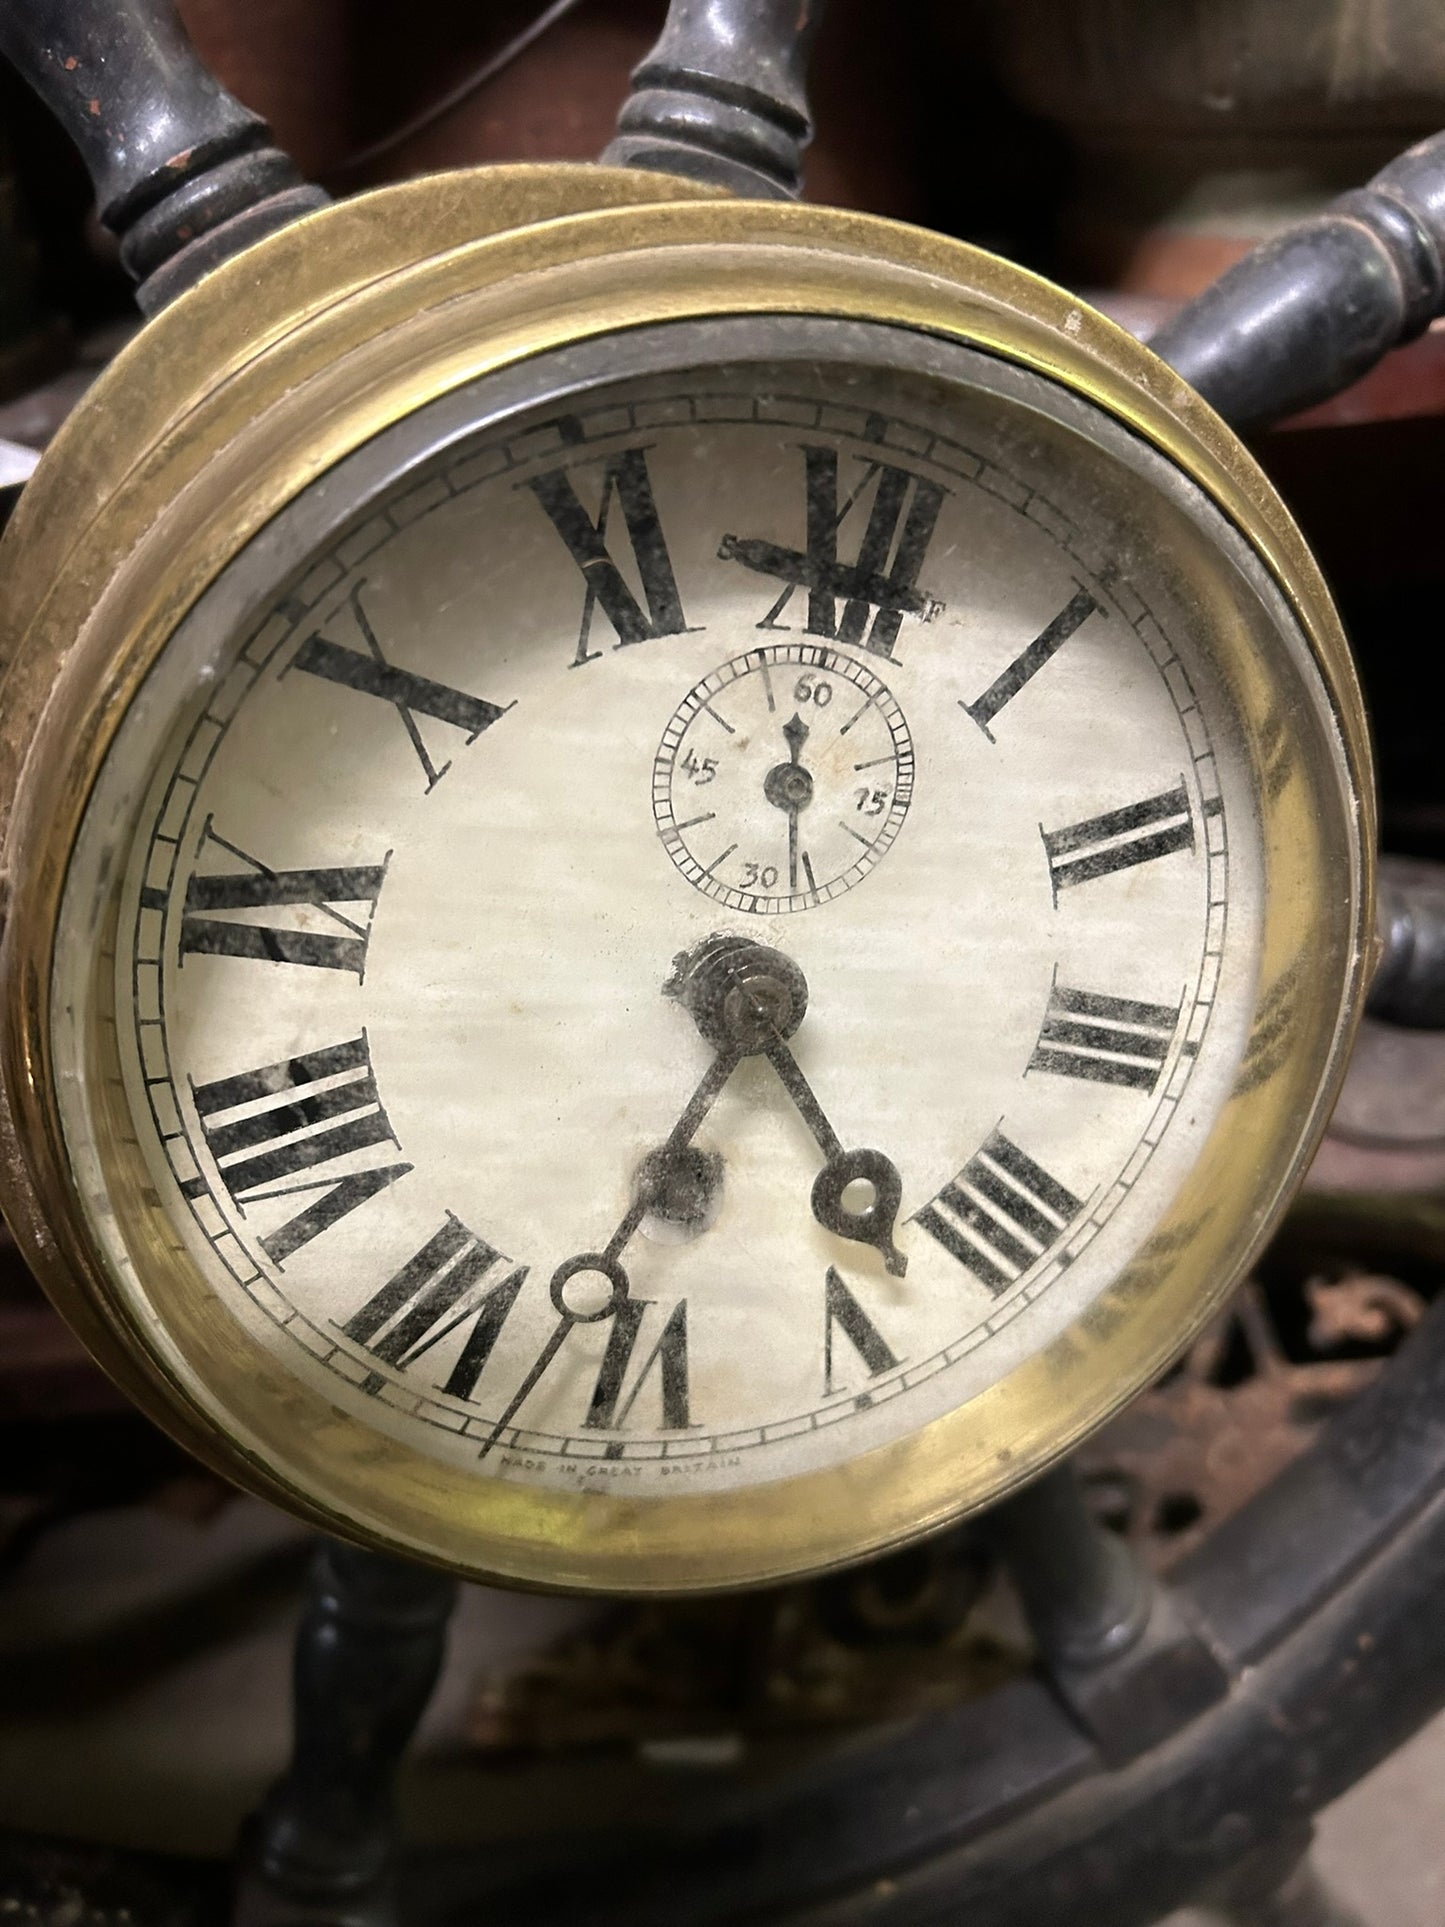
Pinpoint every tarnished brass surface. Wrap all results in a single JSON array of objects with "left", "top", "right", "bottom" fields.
[{"left": 0, "top": 163, "right": 1375, "bottom": 1591}]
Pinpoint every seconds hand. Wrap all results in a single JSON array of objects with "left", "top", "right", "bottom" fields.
[{"left": 763, "top": 712, "right": 815, "bottom": 893}]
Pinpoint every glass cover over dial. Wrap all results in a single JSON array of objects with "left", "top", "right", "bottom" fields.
[{"left": 52, "top": 327, "right": 1321, "bottom": 1542}]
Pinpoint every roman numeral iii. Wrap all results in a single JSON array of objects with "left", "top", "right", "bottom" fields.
[
  {"left": 290, "top": 581, "right": 513, "bottom": 790},
  {"left": 914, "top": 1131, "right": 1082, "bottom": 1297},
  {"left": 1028, "top": 985, "right": 1182, "bottom": 1092},
  {"left": 344, "top": 1215, "right": 525, "bottom": 1401},
  {"left": 719, "top": 445, "right": 946, "bottom": 659},
  {"left": 185, "top": 1034, "right": 409, "bottom": 1264},
  {"left": 166, "top": 818, "right": 387, "bottom": 976},
  {"left": 528, "top": 441, "right": 690, "bottom": 663},
  {"left": 1042, "top": 782, "right": 1195, "bottom": 899}
]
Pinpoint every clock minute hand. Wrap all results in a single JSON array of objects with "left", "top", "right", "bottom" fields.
[{"left": 480, "top": 1032, "right": 745, "bottom": 1461}]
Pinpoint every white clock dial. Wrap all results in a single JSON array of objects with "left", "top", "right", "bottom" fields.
[{"left": 59, "top": 351, "right": 1264, "bottom": 1503}]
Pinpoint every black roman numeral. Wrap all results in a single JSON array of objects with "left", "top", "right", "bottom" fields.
[
  {"left": 343, "top": 1215, "right": 525, "bottom": 1400},
  {"left": 290, "top": 581, "right": 514, "bottom": 790},
  {"left": 1042, "top": 782, "right": 1194, "bottom": 900},
  {"left": 185, "top": 1034, "right": 410, "bottom": 1265},
  {"left": 528, "top": 442, "right": 689, "bottom": 664},
  {"left": 718, "top": 445, "right": 946, "bottom": 659},
  {"left": 914, "top": 1131, "right": 1082, "bottom": 1297},
  {"left": 1028, "top": 985, "right": 1181, "bottom": 1092},
  {"left": 963, "top": 588, "right": 1103, "bottom": 737},
  {"left": 824, "top": 1266, "right": 899, "bottom": 1396},
  {"left": 584, "top": 1299, "right": 691, "bottom": 1432},
  {"left": 167, "top": 818, "right": 387, "bottom": 976}
]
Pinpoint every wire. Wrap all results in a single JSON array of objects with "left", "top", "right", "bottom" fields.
[{"left": 331, "top": 0, "right": 591, "bottom": 180}]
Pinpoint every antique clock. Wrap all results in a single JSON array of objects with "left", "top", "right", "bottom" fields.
[{"left": 0, "top": 0, "right": 1371, "bottom": 1597}]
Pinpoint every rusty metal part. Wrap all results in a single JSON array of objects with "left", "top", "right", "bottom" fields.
[
  {"left": 465, "top": 1532, "right": 1008, "bottom": 1753},
  {"left": 1078, "top": 1269, "right": 1426, "bottom": 1571}
]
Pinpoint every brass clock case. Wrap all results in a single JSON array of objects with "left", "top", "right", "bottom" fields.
[{"left": 0, "top": 165, "right": 1374, "bottom": 1592}]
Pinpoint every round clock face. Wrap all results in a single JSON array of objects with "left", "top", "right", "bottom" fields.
[{"left": 44, "top": 314, "right": 1353, "bottom": 1575}]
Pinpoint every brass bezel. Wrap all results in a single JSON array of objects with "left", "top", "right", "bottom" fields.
[{"left": 0, "top": 164, "right": 1375, "bottom": 1592}]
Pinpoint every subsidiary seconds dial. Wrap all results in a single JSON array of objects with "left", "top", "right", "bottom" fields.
[{"left": 653, "top": 644, "right": 914, "bottom": 913}]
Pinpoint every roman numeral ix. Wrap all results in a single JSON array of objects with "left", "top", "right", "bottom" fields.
[
  {"left": 915, "top": 1131, "right": 1082, "bottom": 1297},
  {"left": 719, "top": 445, "right": 946, "bottom": 659},
  {"left": 343, "top": 1215, "right": 525, "bottom": 1401},
  {"left": 1028, "top": 984, "right": 1182, "bottom": 1093},
  {"left": 290, "top": 581, "right": 514, "bottom": 790},
  {"left": 963, "top": 588, "right": 1103, "bottom": 737},
  {"left": 163, "top": 818, "right": 388, "bottom": 976},
  {"left": 186, "top": 1034, "right": 410, "bottom": 1265},
  {"left": 1042, "top": 782, "right": 1195, "bottom": 900},
  {"left": 528, "top": 439, "right": 690, "bottom": 665}
]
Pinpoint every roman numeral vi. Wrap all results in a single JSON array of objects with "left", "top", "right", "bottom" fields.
[
  {"left": 585, "top": 1300, "right": 691, "bottom": 1433},
  {"left": 186, "top": 1034, "right": 410, "bottom": 1264}
]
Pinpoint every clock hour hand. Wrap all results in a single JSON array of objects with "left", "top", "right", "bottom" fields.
[
  {"left": 762, "top": 1036, "right": 908, "bottom": 1278},
  {"left": 667, "top": 936, "right": 907, "bottom": 1277}
]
